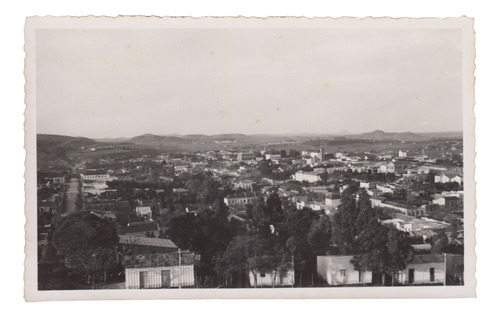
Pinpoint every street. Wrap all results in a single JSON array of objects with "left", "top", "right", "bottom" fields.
[{"left": 63, "top": 177, "right": 79, "bottom": 215}]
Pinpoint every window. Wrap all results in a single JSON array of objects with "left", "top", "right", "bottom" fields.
[
  {"left": 260, "top": 272, "right": 266, "bottom": 278},
  {"left": 340, "top": 269, "right": 346, "bottom": 277},
  {"left": 430, "top": 268, "right": 435, "bottom": 282}
]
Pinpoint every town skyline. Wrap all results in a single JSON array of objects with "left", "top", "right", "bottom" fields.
[{"left": 37, "top": 129, "right": 464, "bottom": 140}]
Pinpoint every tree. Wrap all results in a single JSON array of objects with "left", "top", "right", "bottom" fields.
[
  {"left": 355, "top": 189, "right": 375, "bottom": 233},
  {"left": 64, "top": 247, "right": 119, "bottom": 289},
  {"left": 331, "top": 185, "right": 359, "bottom": 254},
  {"left": 288, "top": 149, "right": 300, "bottom": 158},
  {"left": 307, "top": 214, "right": 332, "bottom": 255},
  {"left": 265, "top": 193, "right": 284, "bottom": 224},
  {"left": 352, "top": 218, "right": 390, "bottom": 276},
  {"left": 278, "top": 208, "right": 319, "bottom": 275},
  {"left": 432, "top": 231, "right": 450, "bottom": 253},
  {"left": 353, "top": 220, "right": 413, "bottom": 286},
  {"left": 52, "top": 212, "right": 119, "bottom": 287},
  {"left": 385, "top": 228, "right": 414, "bottom": 285},
  {"left": 258, "top": 160, "right": 273, "bottom": 177},
  {"left": 53, "top": 212, "right": 118, "bottom": 257},
  {"left": 425, "top": 171, "right": 436, "bottom": 184},
  {"left": 215, "top": 234, "right": 289, "bottom": 288},
  {"left": 210, "top": 198, "right": 229, "bottom": 219}
]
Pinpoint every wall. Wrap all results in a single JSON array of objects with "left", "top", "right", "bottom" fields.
[
  {"left": 248, "top": 270, "right": 294, "bottom": 287},
  {"left": 317, "top": 256, "right": 372, "bottom": 286},
  {"left": 125, "top": 265, "right": 195, "bottom": 289},
  {"left": 400, "top": 262, "right": 445, "bottom": 285}
]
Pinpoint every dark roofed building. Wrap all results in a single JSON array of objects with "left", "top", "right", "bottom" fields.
[
  {"left": 124, "top": 252, "right": 199, "bottom": 289},
  {"left": 224, "top": 191, "right": 259, "bottom": 206},
  {"left": 119, "top": 235, "right": 178, "bottom": 255},
  {"left": 118, "top": 221, "right": 160, "bottom": 237}
]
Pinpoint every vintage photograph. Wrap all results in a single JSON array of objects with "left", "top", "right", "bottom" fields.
[{"left": 24, "top": 16, "right": 476, "bottom": 300}]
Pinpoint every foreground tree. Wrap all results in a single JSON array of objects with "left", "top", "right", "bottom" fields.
[
  {"left": 52, "top": 212, "right": 119, "bottom": 288},
  {"left": 307, "top": 214, "right": 332, "bottom": 255},
  {"left": 352, "top": 219, "right": 413, "bottom": 285},
  {"left": 331, "top": 185, "right": 359, "bottom": 254},
  {"left": 64, "top": 247, "right": 119, "bottom": 289},
  {"left": 385, "top": 228, "right": 414, "bottom": 285},
  {"left": 215, "top": 234, "right": 290, "bottom": 287}
]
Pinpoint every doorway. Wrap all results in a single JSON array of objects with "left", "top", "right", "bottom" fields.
[
  {"left": 161, "top": 270, "right": 171, "bottom": 288},
  {"left": 139, "top": 271, "right": 147, "bottom": 289},
  {"left": 408, "top": 269, "right": 415, "bottom": 284}
]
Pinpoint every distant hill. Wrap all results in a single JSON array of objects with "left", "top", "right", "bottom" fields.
[
  {"left": 37, "top": 134, "right": 98, "bottom": 156},
  {"left": 128, "top": 134, "right": 187, "bottom": 146},
  {"left": 121, "top": 133, "right": 251, "bottom": 147},
  {"left": 346, "top": 130, "right": 430, "bottom": 141}
]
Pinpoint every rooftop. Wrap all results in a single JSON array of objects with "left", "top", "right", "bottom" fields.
[
  {"left": 118, "top": 221, "right": 159, "bottom": 234},
  {"left": 226, "top": 192, "right": 258, "bottom": 199},
  {"left": 124, "top": 252, "right": 198, "bottom": 269},
  {"left": 410, "top": 254, "right": 445, "bottom": 264},
  {"left": 119, "top": 235, "right": 177, "bottom": 249}
]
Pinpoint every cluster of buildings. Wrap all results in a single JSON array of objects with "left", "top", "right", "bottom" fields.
[{"left": 38, "top": 138, "right": 464, "bottom": 288}]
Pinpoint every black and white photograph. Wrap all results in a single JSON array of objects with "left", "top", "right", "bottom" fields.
[{"left": 23, "top": 16, "right": 476, "bottom": 300}]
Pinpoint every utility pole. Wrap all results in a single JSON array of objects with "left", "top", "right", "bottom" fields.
[
  {"left": 444, "top": 252, "right": 447, "bottom": 286},
  {"left": 178, "top": 248, "right": 182, "bottom": 289}
]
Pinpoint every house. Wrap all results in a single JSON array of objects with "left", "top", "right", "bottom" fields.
[
  {"left": 265, "top": 153, "right": 282, "bottom": 161},
  {"left": 80, "top": 172, "right": 112, "bottom": 181},
  {"left": 310, "top": 148, "right": 325, "bottom": 161},
  {"left": 397, "top": 254, "right": 445, "bottom": 285},
  {"left": 451, "top": 175, "right": 462, "bottom": 185},
  {"left": 435, "top": 174, "right": 462, "bottom": 185},
  {"left": 317, "top": 254, "right": 445, "bottom": 286},
  {"left": 233, "top": 180, "right": 255, "bottom": 190},
  {"left": 237, "top": 152, "right": 256, "bottom": 161},
  {"left": 376, "top": 184, "right": 394, "bottom": 194},
  {"left": 432, "top": 195, "right": 462, "bottom": 208},
  {"left": 224, "top": 192, "right": 259, "bottom": 206},
  {"left": 119, "top": 235, "right": 178, "bottom": 255},
  {"left": 90, "top": 210, "right": 116, "bottom": 222},
  {"left": 124, "top": 251, "right": 198, "bottom": 289},
  {"left": 317, "top": 255, "right": 372, "bottom": 286},
  {"left": 118, "top": 221, "right": 161, "bottom": 237},
  {"left": 248, "top": 269, "right": 295, "bottom": 288},
  {"left": 38, "top": 194, "right": 63, "bottom": 214},
  {"left": 293, "top": 170, "right": 321, "bottom": 183},
  {"left": 50, "top": 175, "right": 66, "bottom": 184},
  {"left": 378, "top": 163, "right": 389, "bottom": 174},
  {"left": 135, "top": 206, "right": 152, "bottom": 218},
  {"left": 376, "top": 200, "right": 426, "bottom": 217},
  {"left": 296, "top": 200, "right": 325, "bottom": 211},
  {"left": 325, "top": 197, "right": 342, "bottom": 210},
  {"left": 370, "top": 195, "right": 386, "bottom": 207},
  {"left": 359, "top": 181, "right": 373, "bottom": 189},
  {"left": 435, "top": 174, "right": 450, "bottom": 184}
]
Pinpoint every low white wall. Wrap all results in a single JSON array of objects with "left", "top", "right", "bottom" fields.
[{"left": 125, "top": 265, "right": 195, "bottom": 289}]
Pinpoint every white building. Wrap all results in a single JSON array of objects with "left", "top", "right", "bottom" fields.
[
  {"left": 224, "top": 192, "right": 258, "bottom": 206},
  {"left": 317, "top": 254, "right": 445, "bottom": 286},
  {"left": 124, "top": 252, "right": 197, "bottom": 289},
  {"left": 265, "top": 153, "right": 282, "bottom": 160},
  {"left": 136, "top": 206, "right": 152, "bottom": 218},
  {"left": 293, "top": 170, "right": 321, "bottom": 183},
  {"left": 80, "top": 173, "right": 111, "bottom": 181},
  {"left": 233, "top": 180, "right": 255, "bottom": 190},
  {"left": 317, "top": 255, "right": 372, "bottom": 286}
]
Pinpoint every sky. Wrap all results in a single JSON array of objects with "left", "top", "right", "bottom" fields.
[{"left": 36, "top": 27, "right": 463, "bottom": 138}]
